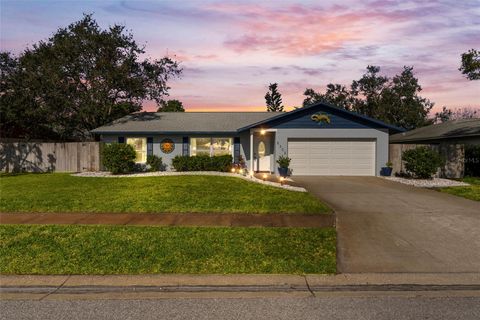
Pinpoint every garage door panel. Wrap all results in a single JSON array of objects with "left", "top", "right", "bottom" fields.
[{"left": 288, "top": 139, "right": 375, "bottom": 176}]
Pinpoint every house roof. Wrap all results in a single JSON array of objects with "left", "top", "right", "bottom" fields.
[
  {"left": 236, "top": 102, "right": 405, "bottom": 133},
  {"left": 390, "top": 118, "right": 480, "bottom": 143},
  {"left": 91, "top": 112, "right": 282, "bottom": 134},
  {"left": 91, "top": 102, "right": 405, "bottom": 135}
]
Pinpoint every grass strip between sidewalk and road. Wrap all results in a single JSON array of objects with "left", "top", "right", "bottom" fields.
[
  {"left": 0, "top": 173, "right": 330, "bottom": 214},
  {"left": 0, "top": 225, "right": 336, "bottom": 275}
]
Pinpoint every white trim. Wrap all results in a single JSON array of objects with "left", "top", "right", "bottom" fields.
[{"left": 249, "top": 130, "right": 254, "bottom": 174}]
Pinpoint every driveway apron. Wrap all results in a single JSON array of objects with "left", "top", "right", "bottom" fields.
[{"left": 292, "top": 176, "right": 480, "bottom": 273}]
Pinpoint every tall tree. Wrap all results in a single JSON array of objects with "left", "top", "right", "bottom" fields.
[
  {"left": 434, "top": 106, "right": 453, "bottom": 123},
  {"left": 265, "top": 83, "right": 284, "bottom": 112},
  {"left": 157, "top": 99, "right": 185, "bottom": 112},
  {"left": 303, "top": 84, "right": 356, "bottom": 111},
  {"left": 302, "top": 66, "right": 434, "bottom": 129},
  {"left": 351, "top": 65, "right": 389, "bottom": 117},
  {"left": 379, "top": 66, "right": 434, "bottom": 129},
  {"left": 0, "top": 14, "right": 182, "bottom": 140},
  {"left": 434, "top": 106, "right": 478, "bottom": 123},
  {"left": 459, "top": 49, "right": 480, "bottom": 80}
]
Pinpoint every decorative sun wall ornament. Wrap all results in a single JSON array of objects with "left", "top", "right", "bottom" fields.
[
  {"left": 160, "top": 138, "right": 175, "bottom": 154},
  {"left": 311, "top": 112, "right": 331, "bottom": 124}
]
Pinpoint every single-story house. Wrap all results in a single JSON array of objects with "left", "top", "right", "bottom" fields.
[
  {"left": 389, "top": 118, "right": 480, "bottom": 178},
  {"left": 91, "top": 102, "right": 403, "bottom": 176}
]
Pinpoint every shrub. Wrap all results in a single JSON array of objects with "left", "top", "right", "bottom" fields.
[
  {"left": 465, "top": 144, "right": 480, "bottom": 177},
  {"left": 402, "top": 147, "right": 445, "bottom": 179},
  {"left": 146, "top": 155, "right": 164, "bottom": 172},
  {"left": 102, "top": 143, "right": 136, "bottom": 174},
  {"left": 171, "top": 155, "right": 233, "bottom": 172},
  {"left": 276, "top": 155, "right": 291, "bottom": 168}
]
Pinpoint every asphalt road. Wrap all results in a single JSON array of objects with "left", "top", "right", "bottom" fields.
[{"left": 2, "top": 295, "right": 480, "bottom": 320}]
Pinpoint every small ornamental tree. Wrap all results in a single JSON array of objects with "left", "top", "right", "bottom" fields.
[
  {"left": 402, "top": 147, "right": 445, "bottom": 179},
  {"left": 102, "top": 143, "right": 136, "bottom": 174}
]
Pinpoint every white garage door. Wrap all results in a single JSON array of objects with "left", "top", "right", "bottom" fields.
[{"left": 288, "top": 139, "right": 376, "bottom": 176}]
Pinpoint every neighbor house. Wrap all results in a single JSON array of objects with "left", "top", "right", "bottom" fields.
[
  {"left": 91, "top": 102, "right": 403, "bottom": 176},
  {"left": 389, "top": 118, "right": 480, "bottom": 178}
]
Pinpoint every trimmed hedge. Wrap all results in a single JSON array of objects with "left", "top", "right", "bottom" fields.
[
  {"left": 102, "top": 143, "right": 136, "bottom": 174},
  {"left": 172, "top": 155, "right": 233, "bottom": 172},
  {"left": 146, "top": 155, "right": 164, "bottom": 172},
  {"left": 402, "top": 146, "right": 445, "bottom": 179}
]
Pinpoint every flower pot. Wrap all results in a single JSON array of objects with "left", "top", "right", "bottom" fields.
[
  {"left": 380, "top": 167, "right": 393, "bottom": 176},
  {"left": 278, "top": 167, "right": 289, "bottom": 177}
]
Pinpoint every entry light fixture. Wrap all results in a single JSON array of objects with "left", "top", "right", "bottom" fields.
[{"left": 260, "top": 129, "right": 266, "bottom": 135}]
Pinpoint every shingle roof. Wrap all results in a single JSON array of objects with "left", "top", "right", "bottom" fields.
[
  {"left": 91, "top": 112, "right": 282, "bottom": 134},
  {"left": 390, "top": 118, "right": 480, "bottom": 143}
]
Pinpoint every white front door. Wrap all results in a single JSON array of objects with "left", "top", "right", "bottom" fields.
[
  {"left": 254, "top": 138, "right": 271, "bottom": 172},
  {"left": 288, "top": 139, "right": 376, "bottom": 176}
]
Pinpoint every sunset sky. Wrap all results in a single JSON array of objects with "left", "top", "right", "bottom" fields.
[{"left": 1, "top": 0, "right": 479, "bottom": 113}]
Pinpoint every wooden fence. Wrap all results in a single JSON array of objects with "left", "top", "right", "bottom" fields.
[
  {"left": 389, "top": 143, "right": 464, "bottom": 178},
  {"left": 0, "top": 142, "right": 102, "bottom": 173}
]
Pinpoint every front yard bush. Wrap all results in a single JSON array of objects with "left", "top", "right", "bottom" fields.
[
  {"left": 402, "top": 146, "right": 445, "bottom": 179},
  {"left": 102, "top": 143, "right": 136, "bottom": 174},
  {"left": 172, "top": 155, "right": 233, "bottom": 172},
  {"left": 146, "top": 155, "right": 165, "bottom": 172}
]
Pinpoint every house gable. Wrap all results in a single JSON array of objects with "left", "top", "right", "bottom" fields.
[
  {"left": 271, "top": 105, "right": 379, "bottom": 129},
  {"left": 237, "top": 102, "right": 404, "bottom": 133}
]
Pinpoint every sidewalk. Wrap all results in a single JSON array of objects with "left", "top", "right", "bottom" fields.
[
  {"left": 0, "top": 212, "right": 334, "bottom": 228},
  {"left": 2, "top": 273, "right": 480, "bottom": 300}
]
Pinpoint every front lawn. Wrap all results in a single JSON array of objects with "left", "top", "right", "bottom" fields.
[
  {"left": 439, "top": 177, "right": 480, "bottom": 201},
  {"left": 0, "top": 225, "right": 336, "bottom": 274},
  {"left": 0, "top": 173, "right": 330, "bottom": 214}
]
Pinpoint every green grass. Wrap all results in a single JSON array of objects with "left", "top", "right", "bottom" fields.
[
  {"left": 439, "top": 177, "right": 480, "bottom": 201},
  {"left": 0, "top": 173, "right": 330, "bottom": 214},
  {"left": 0, "top": 225, "right": 336, "bottom": 274}
]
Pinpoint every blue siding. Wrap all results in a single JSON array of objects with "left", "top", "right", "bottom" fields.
[{"left": 271, "top": 106, "right": 384, "bottom": 129}]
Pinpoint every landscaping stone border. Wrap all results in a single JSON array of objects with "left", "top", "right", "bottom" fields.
[
  {"left": 384, "top": 176, "right": 470, "bottom": 188},
  {"left": 73, "top": 171, "right": 308, "bottom": 192}
]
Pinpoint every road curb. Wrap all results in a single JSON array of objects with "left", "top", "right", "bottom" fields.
[{"left": 2, "top": 273, "right": 479, "bottom": 288}]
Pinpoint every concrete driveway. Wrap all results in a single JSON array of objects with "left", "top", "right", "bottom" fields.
[{"left": 292, "top": 176, "right": 480, "bottom": 273}]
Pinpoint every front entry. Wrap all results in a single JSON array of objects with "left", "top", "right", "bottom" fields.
[{"left": 254, "top": 135, "right": 272, "bottom": 172}]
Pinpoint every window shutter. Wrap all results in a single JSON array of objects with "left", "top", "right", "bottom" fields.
[
  {"left": 234, "top": 137, "right": 240, "bottom": 163},
  {"left": 182, "top": 137, "right": 189, "bottom": 156},
  {"left": 147, "top": 137, "right": 153, "bottom": 156},
  {"left": 118, "top": 136, "right": 125, "bottom": 143}
]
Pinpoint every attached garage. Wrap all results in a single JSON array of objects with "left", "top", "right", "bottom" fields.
[
  {"left": 236, "top": 102, "right": 403, "bottom": 176},
  {"left": 288, "top": 139, "right": 376, "bottom": 176}
]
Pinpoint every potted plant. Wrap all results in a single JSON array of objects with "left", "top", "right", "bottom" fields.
[
  {"left": 380, "top": 161, "right": 393, "bottom": 176},
  {"left": 277, "top": 155, "right": 291, "bottom": 177}
]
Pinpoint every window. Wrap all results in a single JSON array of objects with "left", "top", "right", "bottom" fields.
[
  {"left": 212, "top": 138, "right": 232, "bottom": 156},
  {"left": 190, "top": 138, "right": 233, "bottom": 156},
  {"left": 190, "top": 138, "right": 211, "bottom": 156},
  {"left": 126, "top": 137, "right": 147, "bottom": 163}
]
